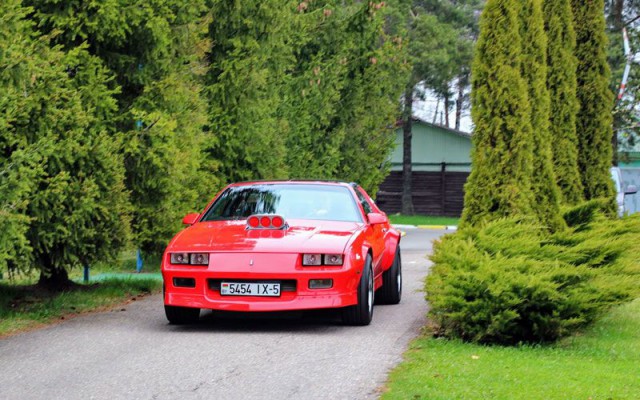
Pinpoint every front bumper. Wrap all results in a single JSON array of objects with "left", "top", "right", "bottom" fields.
[{"left": 162, "top": 253, "right": 360, "bottom": 312}]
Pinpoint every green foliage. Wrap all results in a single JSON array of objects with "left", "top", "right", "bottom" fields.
[
  {"left": 520, "top": 0, "right": 564, "bottom": 231},
  {"left": 25, "top": 48, "right": 131, "bottom": 284},
  {"left": 27, "top": 0, "right": 214, "bottom": 254},
  {"left": 571, "top": 0, "right": 616, "bottom": 210},
  {"left": 332, "top": 3, "right": 409, "bottom": 192},
  {"left": 281, "top": 3, "right": 350, "bottom": 181},
  {"left": 0, "top": 1, "right": 43, "bottom": 273},
  {"left": 543, "top": 0, "right": 583, "bottom": 205},
  {"left": 427, "top": 214, "right": 640, "bottom": 344},
  {"left": 206, "top": 0, "right": 293, "bottom": 183},
  {"left": 561, "top": 198, "right": 611, "bottom": 228},
  {"left": 461, "top": 0, "right": 536, "bottom": 227},
  {"left": 207, "top": 1, "right": 407, "bottom": 194},
  {"left": 411, "top": 0, "right": 480, "bottom": 97},
  {"left": 408, "top": 13, "right": 460, "bottom": 93},
  {"left": 0, "top": 1, "right": 131, "bottom": 284}
]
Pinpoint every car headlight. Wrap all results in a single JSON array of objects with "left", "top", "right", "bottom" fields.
[
  {"left": 302, "top": 254, "right": 322, "bottom": 266},
  {"left": 302, "top": 254, "right": 343, "bottom": 266},
  {"left": 190, "top": 253, "right": 209, "bottom": 266},
  {"left": 324, "top": 254, "right": 343, "bottom": 266},
  {"left": 170, "top": 253, "right": 209, "bottom": 266},
  {"left": 170, "top": 253, "right": 189, "bottom": 264}
]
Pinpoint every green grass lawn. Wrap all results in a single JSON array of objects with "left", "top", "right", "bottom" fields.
[
  {"left": 388, "top": 214, "right": 460, "bottom": 226},
  {"left": 0, "top": 278, "right": 162, "bottom": 338},
  {"left": 1, "top": 250, "right": 162, "bottom": 286},
  {"left": 382, "top": 298, "right": 640, "bottom": 399}
]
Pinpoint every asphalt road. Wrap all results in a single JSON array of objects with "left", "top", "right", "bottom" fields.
[{"left": 0, "top": 228, "right": 444, "bottom": 400}]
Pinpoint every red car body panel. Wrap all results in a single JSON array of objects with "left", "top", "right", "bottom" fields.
[{"left": 162, "top": 181, "right": 400, "bottom": 313}]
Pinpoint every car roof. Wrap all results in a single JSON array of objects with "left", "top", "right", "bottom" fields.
[{"left": 228, "top": 180, "right": 357, "bottom": 188}]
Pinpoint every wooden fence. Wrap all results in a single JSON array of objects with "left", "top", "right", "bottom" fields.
[{"left": 375, "top": 163, "right": 470, "bottom": 217}]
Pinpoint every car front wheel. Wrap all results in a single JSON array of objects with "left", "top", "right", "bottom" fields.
[
  {"left": 342, "top": 255, "right": 374, "bottom": 326},
  {"left": 376, "top": 245, "right": 402, "bottom": 305}
]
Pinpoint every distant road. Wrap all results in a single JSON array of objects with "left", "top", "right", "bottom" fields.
[{"left": 0, "top": 229, "right": 444, "bottom": 400}]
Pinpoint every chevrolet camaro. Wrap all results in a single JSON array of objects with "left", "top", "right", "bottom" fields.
[{"left": 161, "top": 181, "right": 402, "bottom": 326}]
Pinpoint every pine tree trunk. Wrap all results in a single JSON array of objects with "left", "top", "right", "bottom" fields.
[
  {"left": 402, "top": 88, "right": 415, "bottom": 215},
  {"left": 444, "top": 90, "right": 450, "bottom": 128},
  {"left": 38, "top": 258, "right": 74, "bottom": 291},
  {"left": 455, "top": 75, "right": 466, "bottom": 131},
  {"left": 432, "top": 97, "right": 439, "bottom": 124},
  {"left": 611, "top": 0, "right": 624, "bottom": 29}
]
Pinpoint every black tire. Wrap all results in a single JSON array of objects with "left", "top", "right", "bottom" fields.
[
  {"left": 342, "top": 255, "right": 374, "bottom": 326},
  {"left": 164, "top": 305, "right": 200, "bottom": 324},
  {"left": 376, "top": 245, "right": 402, "bottom": 305}
]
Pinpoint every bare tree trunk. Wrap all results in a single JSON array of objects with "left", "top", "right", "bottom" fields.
[
  {"left": 432, "top": 97, "right": 439, "bottom": 124},
  {"left": 402, "top": 88, "right": 415, "bottom": 215},
  {"left": 455, "top": 75, "right": 467, "bottom": 131},
  {"left": 444, "top": 91, "right": 450, "bottom": 128},
  {"left": 612, "top": 0, "right": 624, "bottom": 28}
]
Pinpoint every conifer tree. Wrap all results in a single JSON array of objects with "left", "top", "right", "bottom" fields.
[
  {"left": 278, "top": 2, "right": 406, "bottom": 193},
  {"left": 206, "top": 0, "right": 293, "bottom": 183},
  {"left": 461, "top": 0, "right": 536, "bottom": 227},
  {"left": 281, "top": 2, "right": 354, "bottom": 181},
  {"left": 571, "top": 0, "right": 616, "bottom": 209},
  {"left": 334, "top": 4, "right": 408, "bottom": 192},
  {"left": 543, "top": 0, "right": 584, "bottom": 204},
  {"left": 0, "top": 0, "right": 43, "bottom": 274},
  {"left": 1, "top": 0, "right": 130, "bottom": 287},
  {"left": 26, "top": 0, "right": 213, "bottom": 254},
  {"left": 520, "top": 0, "right": 564, "bottom": 230}
]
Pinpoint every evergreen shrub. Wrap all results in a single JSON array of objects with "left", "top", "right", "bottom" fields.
[{"left": 426, "top": 212, "right": 640, "bottom": 344}]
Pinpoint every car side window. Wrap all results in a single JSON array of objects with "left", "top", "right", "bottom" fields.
[{"left": 354, "top": 187, "right": 372, "bottom": 214}]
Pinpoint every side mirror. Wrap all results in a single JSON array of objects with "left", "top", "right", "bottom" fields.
[
  {"left": 625, "top": 185, "right": 638, "bottom": 195},
  {"left": 367, "top": 212, "right": 388, "bottom": 225},
  {"left": 182, "top": 213, "right": 200, "bottom": 225}
]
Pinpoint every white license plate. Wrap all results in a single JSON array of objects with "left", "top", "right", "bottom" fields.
[{"left": 220, "top": 282, "right": 281, "bottom": 297}]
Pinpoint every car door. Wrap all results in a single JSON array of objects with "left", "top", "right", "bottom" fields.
[{"left": 354, "top": 187, "right": 385, "bottom": 277}]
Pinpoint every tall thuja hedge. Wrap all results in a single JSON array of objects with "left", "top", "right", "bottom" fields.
[
  {"left": 519, "top": 0, "right": 564, "bottom": 231},
  {"left": 120, "top": 3, "right": 212, "bottom": 254},
  {"left": 543, "top": 0, "right": 583, "bottom": 204},
  {"left": 281, "top": 2, "right": 406, "bottom": 193},
  {"left": 27, "top": 0, "right": 213, "bottom": 254},
  {"left": 571, "top": 0, "right": 616, "bottom": 210},
  {"left": 1, "top": 1, "right": 130, "bottom": 287},
  {"left": 206, "top": 0, "right": 294, "bottom": 183},
  {"left": 333, "top": 2, "right": 408, "bottom": 193},
  {"left": 281, "top": 2, "right": 354, "bottom": 181},
  {"left": 461, "top": 0, "right": 536, "bottom": 227}
]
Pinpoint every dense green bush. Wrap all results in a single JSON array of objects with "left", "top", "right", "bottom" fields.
[{"left": 426, "top": 210, "right": 640, "bottom": 344}]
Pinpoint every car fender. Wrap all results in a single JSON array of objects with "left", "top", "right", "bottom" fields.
[
  {"left": 343, "top": 228, "right": 371, "bottom": 274},
  {"left": 380, "top": 228, "right": 401, "bottom": 271}
]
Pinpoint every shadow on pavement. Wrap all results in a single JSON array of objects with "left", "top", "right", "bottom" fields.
[{"left": 155, "top": 308, "right": 356, "bottom": 334}]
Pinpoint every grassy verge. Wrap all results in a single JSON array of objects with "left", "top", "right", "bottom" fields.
[
  {"left": 382, "top": 298, "right": 640, "bottom": 399},
  {"left": 389, "top": 214, "right": 460, "bottom": 226},
  {"left": 0, "top": 278, "right": 162, "bottom": 338},
  {"left": 1, "top": 250, "right": 162, "bottom": 286}
]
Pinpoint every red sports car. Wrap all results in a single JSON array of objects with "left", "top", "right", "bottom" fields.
[{"left": 161, "top": 181, "right": 402, "bottom": 326}]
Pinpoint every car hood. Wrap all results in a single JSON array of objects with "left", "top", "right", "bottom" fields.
[{"left": 167, "top": 219, "right": 362, "bottom": 254}]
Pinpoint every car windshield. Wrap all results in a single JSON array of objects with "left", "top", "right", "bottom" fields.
[{"left": 201, "top": 184, "right": 363, "bottom": 223}]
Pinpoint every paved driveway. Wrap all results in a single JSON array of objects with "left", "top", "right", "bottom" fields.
[{"left": 0, "top": 229, "right": 443, "bottom": 400}]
